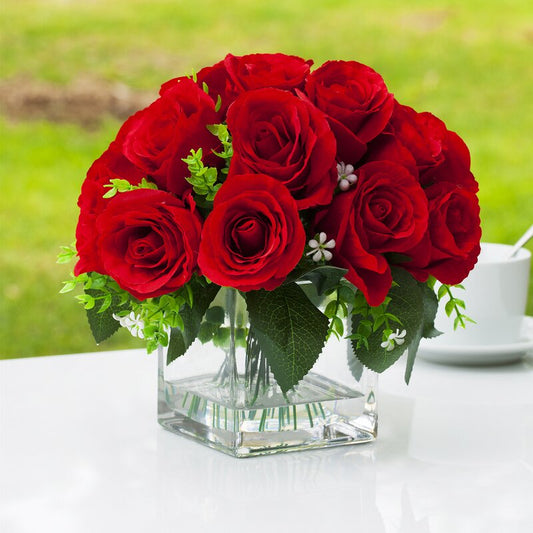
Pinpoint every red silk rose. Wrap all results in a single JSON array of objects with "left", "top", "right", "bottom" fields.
[
  {"left": 95, "top": 189, "right": 202, "bottom": 300},
  {"left": 161, "top": 53, "right": 312, "bottom": 117},
  {"left": 75, "top": 143, "right": 145, "bottom": 276},
  {"left": 385, "top": 102, "right": 478, "bottom": 192},
  {"left": 227, "top": 87, "right": 337, "bottom": 209},
  {"left": 305, "top": 60, "right": 394, "bottom": 165},
  {"left": 315, "top": 161, "right": 428, "bottom": 306},
  {"left": 117, "top": 78, "right": 221, "bottom": 196},
  {"left": 403, "top": 181, "right": 481, "bottom": 284},
  {"left": 198, "top": 174, "right": 306, "bottom": 291}
]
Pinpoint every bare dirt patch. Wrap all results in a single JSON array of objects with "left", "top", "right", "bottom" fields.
[{"left": 0, "top": 77, "right": 156, "bottom": 129}]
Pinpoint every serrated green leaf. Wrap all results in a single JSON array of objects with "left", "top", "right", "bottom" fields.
[
  {"left": 246, "top": 283, "right": 329, "bottom": 393},
  {"left": 404, "top": 282, "right": 440, "bottom": 384},
  {"left": 167, "top": 280, "right": 220, "bottom": 365},
  {"left": 352, "top": 268, "right": 423, "bottom": 374},
  {"left": 347, "top": 338, "right": 364, "bottom": 382},
  {"left": 85, "top": 288, "right": 122, "bottom": 344},
  {"left": 421, "top": 285, "right": 441, "bottom": 340}
]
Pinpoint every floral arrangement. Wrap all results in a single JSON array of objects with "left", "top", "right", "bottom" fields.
[{"left": 59, "top": 53, "right": 481, "bottom": 391}]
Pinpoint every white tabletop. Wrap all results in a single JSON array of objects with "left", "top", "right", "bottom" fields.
[{"left": 1, "top": 349, "right": 532, "bottom": 533}]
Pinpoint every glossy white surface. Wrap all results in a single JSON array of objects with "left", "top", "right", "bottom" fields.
[{"left": 1, "top": 349, "right": 532, "bottom": 533}]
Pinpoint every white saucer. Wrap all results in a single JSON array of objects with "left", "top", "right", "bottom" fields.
[{"left": 417, "top": 316, "right": 533, "bottom": 366}]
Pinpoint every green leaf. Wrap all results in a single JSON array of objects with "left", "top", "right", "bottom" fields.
[
  {"left": 404, "top": 282, "right": 440, "bottom": 384},
  {"left": 215, "top": 94, "right": 222, "bottom": 113},
  {"left": 59, "top": 279, "right": 78, "bottom": 293},
  {"left": 437, "top": 284, "right": 447, "bottom": 300},
  {"left": 347, "top": 339, "right": 364, "bottom": 382},
  {"left": 444, "top": 299, "right": 455, "bottom": 317},
  {"left": 205, "top": 305, "right": 225, "bottom": 324},
  {"left": 421, "top": 285, "right": 441, "bottom": 340},
  {"left": 245, "top": 283, "right": 329, "bottom": 393},
  {"left": 285, "top": 264, "right": 348, "bottom": 295},
  {"left": 352, "top": 267, "right": 423, "bottom": 374},
  {"left": 56, "top": 244, "right": 77, "bottom": 264},
  {"left": 85, "top": 289, "right": 122, "bottom": 344},
  {"left": 166, "top": 280, "right": 220, "bottom": 365},
  {"left": 102, "top": 187, "right": 117, "bottom": 199}
]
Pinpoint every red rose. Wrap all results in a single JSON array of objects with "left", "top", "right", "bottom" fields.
[
  {"left": 198, "top": 174, "right": 306, "bottom": 291},
  {"left": 386, "top": 103, "right": 478, "bottom": 192},
  {"left": 95, "top": 189, "right": 202, "bottom": 300},
  {"left": 363, "top": 129, "right": 419, "bottom": 179},
  {"left": 75, "top": 143, "right": 145, "bottom": 276},
  {"left": 227, "top": 88, "right": 337, "bottom": 209},
  {"left": 305, "top": 60, "right": 394, "bottom": 164},
  {"left": 403, "top": 181, "right": 481, "bottom": 284},
  {"left": 117, "top": 78, "right": 221, "bottom": 195},
  {"left": 160, "top": 53, "right": 312, "bottom": 117},
  {"left": 314, "top": 161, "right": 428, "bottom": 306}
]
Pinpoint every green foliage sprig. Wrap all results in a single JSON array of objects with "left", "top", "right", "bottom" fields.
[
  {"left": 58, "top": 248, "right": 197, "bottom": 353},
  {"left": 207, "top": 123, "right": 233, "bottom": 163},
  {"left": 102, "top": 177, "right": 157, "bottom": 198},
  {"left": 435, "top": 281, "right": 475, "bottom": 330},
  {"left": 182, "top": 148, "right": 222, "bottom": 204},
  {"left": 57, "top": 243, "right": 77, "bottom": 264}
]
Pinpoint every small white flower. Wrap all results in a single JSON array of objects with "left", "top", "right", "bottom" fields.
[
  {"left": 380, "top": 329, "right": 407, "bottom": 352},
  {"left": 113, "top": 312, "right": 145, "bottom": 339},
  {"left": 306, "top": 232, "right": 336, "bottom": 263},
  {"left": 337, "top": 162, "right": 358, "bottom": 191}
]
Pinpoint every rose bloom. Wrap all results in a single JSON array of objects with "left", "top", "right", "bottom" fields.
[
  {"left": 93, "top": 189, "right": 202, "bottom": 300},
  {"left": 198, "top": 174, "right": 306, "bottom": 291},
  {"left": 75, "top": 143, "right": 145, "bottom": 276},
  {"left": 116, "top": 78, "right": 222, "bottom": 196},
  {"left": 314, "top": 161, "right": 428, "bottom": 306},
  {"left": 305, "top": 60, "right": 394, "bottom": 165},
  {"left": 402, "top": 181, "right": 481, "bottom": 284},
  {"left": 378, "top": 102, "right": 478, "bottom": 192},
  {"left": 227, "top": 87, "right": 337, "bottom": 209},
  {"left": 160, "top": 52, "right": 313, "bottom": 117}
]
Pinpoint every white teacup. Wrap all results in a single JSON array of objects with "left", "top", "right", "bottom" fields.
[{"left": 432, "top": 242, "right": 531, "bottom": 346}]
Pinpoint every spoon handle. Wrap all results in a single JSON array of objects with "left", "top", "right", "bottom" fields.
[{"left": 508, "top": 224, "right": 533, "bottom": 259}]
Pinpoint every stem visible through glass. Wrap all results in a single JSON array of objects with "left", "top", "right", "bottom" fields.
[
  {"left": 226, "top": 287, "right": 238, "bottom": 398},
  {"left": 245, "top": 326, "right": 270, "bottom": 405}
]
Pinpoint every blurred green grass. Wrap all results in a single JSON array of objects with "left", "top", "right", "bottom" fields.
[{"left": 1, "top": 0, "right": 532, "bottom": 358}]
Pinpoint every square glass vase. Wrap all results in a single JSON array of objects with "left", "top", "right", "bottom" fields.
[{"left": 158, "top": 287, "right": 377, "bottom": 457}]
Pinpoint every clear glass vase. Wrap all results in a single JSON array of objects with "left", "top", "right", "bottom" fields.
[{"left": 157, "top": 286, "right": 378, "bottom": 457}]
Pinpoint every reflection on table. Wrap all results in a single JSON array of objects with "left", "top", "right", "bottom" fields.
[{"left": 1, "top": 349, "right": 532, "bottom": 532}]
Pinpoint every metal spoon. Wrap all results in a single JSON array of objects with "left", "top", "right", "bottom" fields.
[{"left": 508, "top": 224, "right": 533, "bottom": 259}]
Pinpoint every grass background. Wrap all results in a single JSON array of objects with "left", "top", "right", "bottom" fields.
[{"left": 1, "top": 0, "right": 532, "bottom": 359}]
